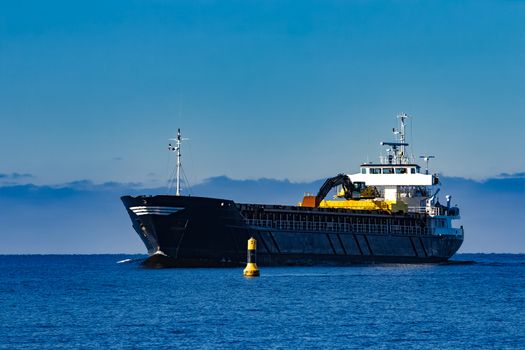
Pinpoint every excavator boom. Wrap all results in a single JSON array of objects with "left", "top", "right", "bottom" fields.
[{"left": 302, "top": 173, "right": 354, "bottom": 208}]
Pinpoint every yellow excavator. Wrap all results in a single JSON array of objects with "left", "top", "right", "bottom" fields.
[{"left": 300, "top": 173, "right": 407, "bottom": 213}]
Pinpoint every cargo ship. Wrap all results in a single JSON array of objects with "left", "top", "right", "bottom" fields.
[{"left": 121, "top": 114, "right": 463, "bottom": 266}]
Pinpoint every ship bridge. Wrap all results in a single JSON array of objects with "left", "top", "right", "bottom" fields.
[
  {"left": 349, "top": 164, "right": 434, "bottom": 187},
  {"left": 344, "top": 114, "right": 439, "bottom": 203}
]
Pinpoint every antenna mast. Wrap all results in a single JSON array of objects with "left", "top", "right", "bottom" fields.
[
  {"left": 397, "top": 113, "right": 408, "bottom": 161},
  {"left": 419, "top": 155, "right": 435, "bottom": 175},
  {"left": 381, "top": 113, "right": 410, "bottom": 164},
  {"left": 168, "top": 128, "right": 187, "bottom": 196}
]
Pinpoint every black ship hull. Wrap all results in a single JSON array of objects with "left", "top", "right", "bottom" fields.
[{"left": 121, "top": 195, "right": 463, "bottom": 267}]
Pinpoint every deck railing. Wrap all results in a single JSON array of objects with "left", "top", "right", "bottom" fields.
[
  {"left": 408, "top": 206, "right": 445, "bottom": 216},
  {"left": 245, "top": 219, "right": 426, "bottom": 236}
]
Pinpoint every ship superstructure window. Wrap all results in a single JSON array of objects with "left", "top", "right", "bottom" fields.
[
  {"left": 395, "top": 168, "right": 407, "bottom": 174},
  {"left": 382, "top": 168, "right": 394, "bottom": 174},
  {"left": 361, "top": 168, "right": 367, "bottom": 174},
  {"left": 370, "top": 168, "right": 381, "bottom": 174},
  {"left": 411, "top": 168, "right": 416, "bottom": 174}
]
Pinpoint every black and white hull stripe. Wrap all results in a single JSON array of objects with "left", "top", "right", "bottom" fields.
[{"left": 129, "top": 206, "right": 184, "bottom": 216}]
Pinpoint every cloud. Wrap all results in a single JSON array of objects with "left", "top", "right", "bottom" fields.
[
  {"left": 0, "top": 172, "right": 35, "bottom": 186},
  {"left": 192, "top": 175, "right": 319, "bottom": 205},
  {"left": 0, "top": 172, "right": 34, "bottom": 179},
  {"left": 497, "top": 172, "right": 525, "bottom": 179},
  {"left": 0, "top": 173, "right": 523, "bottom": 254}
]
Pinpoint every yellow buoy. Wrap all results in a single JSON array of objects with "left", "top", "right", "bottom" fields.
[{"left": 243, "top": 237, "right": 260, "bottom": 277}]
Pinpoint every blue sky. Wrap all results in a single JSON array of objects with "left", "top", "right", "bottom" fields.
[
  {"left": 1, "top": 0, "right": 524, "bottom": 186},
  {"left": 0, "top": 1, "right": 524, "bottom": 254}
]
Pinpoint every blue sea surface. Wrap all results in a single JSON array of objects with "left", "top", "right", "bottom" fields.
[{"left": 0, "top": 254, "right": 524, "bottom": 349}]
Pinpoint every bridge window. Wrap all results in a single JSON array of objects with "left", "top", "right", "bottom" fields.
[
  {"left": 361, "top": 168, "right": 367, "bottom": 174},
  {"left": 370, "top": 168, "right": 381, "bottom": 174},
  {"left": 382, "top": 168, "right": 394, "bottom": 174},
  {"left": 395, "top": 168, "right": 407, "bottom": 174},
  {"left": 411, "top": 168, "right": 416, "bottom": 174}
]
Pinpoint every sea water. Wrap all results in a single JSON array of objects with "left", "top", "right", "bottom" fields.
[{"left": 0, "top": 254, "right": 524, "bottom": 349}]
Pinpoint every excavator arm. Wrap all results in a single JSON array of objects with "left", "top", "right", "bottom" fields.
[
  {"left": 316, "top": 173, "right": 354, "bottom": 201},
  {"left": 302, "top": 173, "right": 354, "bottom": 208}
]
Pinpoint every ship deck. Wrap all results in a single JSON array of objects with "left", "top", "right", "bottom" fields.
[{"left": 237, "top": 203, "right": 430, "bottom": 236}]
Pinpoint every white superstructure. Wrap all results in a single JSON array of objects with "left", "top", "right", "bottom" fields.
[{"left": 347, "top": 114, "right": 462, "bottom": 237}]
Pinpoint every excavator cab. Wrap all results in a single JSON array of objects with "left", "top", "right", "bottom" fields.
[{"left": 337, "top": 181, "right": 366, "bottom": 199}]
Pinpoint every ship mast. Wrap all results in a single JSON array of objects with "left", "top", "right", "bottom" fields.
[
  {"left": 168, "top": 128, "right": 187, "bottom": 196},
  {"left": 176, "top": 129, "right": 181, "bottom": 196},
  {"left": 397, "top": 113, "right": 408, "bottom": 160},
  {"left": 380, "top": 113, "right": 410, "bottom": 164}
]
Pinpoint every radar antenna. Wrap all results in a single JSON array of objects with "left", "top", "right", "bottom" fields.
[
  {"left": 419, "top": 155, "right": 435, "bottom": 175},
  {"left": 397, "top": 113, "right": 408, "bottom": 158},
  {"left": 380, "top": 113, "right": 411, "bottom": 164},
  {"left": 168, "top": 129, "right": 189, "bottom": 196}
]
